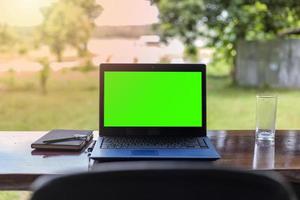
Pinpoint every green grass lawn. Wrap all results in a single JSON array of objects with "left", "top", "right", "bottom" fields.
[
  {"left": 0, "top": 70, "right": 99, "bottom": 131},
  {"left": 1, "top": 70, "right": 299, "bottom": 131},
  {"left": 0, "top": 192, "right": 29, "bottom": 200},
  {"left": 1, "top": 70, "right": 300, "bottom": 200},
  {"left": 207, "top": 77, "right": 300, "bottom": 129}
]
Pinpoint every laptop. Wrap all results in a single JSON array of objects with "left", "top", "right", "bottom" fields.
[{"left": 91, "top": 63, "right": 220, "bottom": 161}]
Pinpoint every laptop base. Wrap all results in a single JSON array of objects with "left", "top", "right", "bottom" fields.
[{"left": 90, "top": 137, "right": 220, "bottom": 161}]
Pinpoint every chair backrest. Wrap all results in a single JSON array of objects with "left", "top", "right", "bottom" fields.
[{"left": 31, "top": 161, "right": 297, "bottom": 200}]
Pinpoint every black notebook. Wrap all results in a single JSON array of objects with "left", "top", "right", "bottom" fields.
[{"left": 31, "top": 129, "right": 93, "bottom": 151}]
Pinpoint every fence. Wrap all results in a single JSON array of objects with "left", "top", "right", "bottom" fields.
[{"left": 236, "top": 39, "right": 300, "bottom": 88}]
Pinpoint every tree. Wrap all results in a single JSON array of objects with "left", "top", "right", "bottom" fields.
[
  {"left": 0, "top": 24, "right": 17, "bottom": 52},
  {"left": 40, "top": 2, "right": 71, "bottom": 61},
  {"left": 40, "top": 0, "right": 102, "bottom": 61},
  {"left": 37, "top": 57, "right": 51, "bottom": 95},
  {"left": 64, "top": 0, "right": 102, "bottom": 56},
  {"left": 156, "top": 0, "right": 203, "bottom": 61},
  {"left": 156, "top": 0, "right": 300, "bottom": 83}
]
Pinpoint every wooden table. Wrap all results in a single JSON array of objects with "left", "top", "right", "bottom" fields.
[{"left": 1, "top": 130, "right": 300, "bottom": 190}]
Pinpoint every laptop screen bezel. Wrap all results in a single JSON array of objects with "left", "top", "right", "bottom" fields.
[{"left": 99, "top": 63, "right": 207, "bottom": 136}]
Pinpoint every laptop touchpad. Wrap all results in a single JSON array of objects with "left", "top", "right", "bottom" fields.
[{"left": 131, "top": 150, "right": 159, "bottom": 156}]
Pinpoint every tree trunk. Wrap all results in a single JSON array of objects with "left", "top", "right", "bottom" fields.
[
  {"left": 55, "top": 48, "right": 62, "bottom": 62},
  {"left": 84, "top": 42, "right": 88, "bottom": 52},
  {"left": 77, "top": 42, "right": 88, "bottom": 57},
  {"left": 231, "top": 55, "right": 238, "bottom": 85},
  {"left": 230, "top": 41, "right": 239, "bottom": 85}
]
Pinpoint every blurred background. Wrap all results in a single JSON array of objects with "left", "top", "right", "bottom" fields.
[
  {"left": 1, "top": 0, "right": 300, "bottom": 199},
  {"left": 1, "top": 0, "right": 300, "bottom": 131}
]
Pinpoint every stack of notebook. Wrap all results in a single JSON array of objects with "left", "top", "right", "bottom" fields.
[{"left": 31, "top": 129, "right": 93, "bottom": 151}]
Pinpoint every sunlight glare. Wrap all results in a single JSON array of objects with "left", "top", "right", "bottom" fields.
[{"left": 0, "top": 0, "right": 53, "bottom": 26}]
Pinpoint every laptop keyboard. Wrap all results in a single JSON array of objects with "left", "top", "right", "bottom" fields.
[{"left": 100, "top": 136, "right": 208, "bottom": 149}]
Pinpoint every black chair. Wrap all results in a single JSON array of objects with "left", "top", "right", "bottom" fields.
[
  {"left": 291, "top": 182, "right": 300, "bottom": 200},
  {"left": 31, "top": 161, "right": 297, "bottom": 200}
]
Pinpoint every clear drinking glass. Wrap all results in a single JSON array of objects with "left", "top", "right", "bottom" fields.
[
  {"left": 255, "top": 95, "right": 277, "bottom": 141},
  {"left": 252, "top": 139, "right": 275, "bottom": 169}
]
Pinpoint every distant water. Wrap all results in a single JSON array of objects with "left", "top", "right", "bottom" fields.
[
  {"left": 0, "top": 38, "right": 185, "bottom": 72},
  {"left": 88, "top": 38, "right": 185, "bottom": 64}
]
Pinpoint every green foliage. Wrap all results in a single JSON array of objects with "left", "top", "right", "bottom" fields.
[
  {"left": 18, "top": 45, "right": 28, "bottom": 55},
  {"left": 183, "top": 44, "right": 199, "bottom": 62},
  {"left": 203, "top": 1, "right": 300, "bottom": 72},
  {"left": 207, "top": 59, "right": 231, "bottom": 77},
  {"left": 0, "top": 24, "right": 17, "bottom": 52},
  {"left": 157, "top": 0, "right": 300, "bottom": 79},
  {"left": 38, "top": 57, "right": 51, "bottom": 94},
  {"left": 156, "top": 0, "right": 203, "bottom": 60},
  {"left": 64, "top": 0, "right": 103, "bottom": 20},
  {"left": 72, "top": 56, "right": 97, "bottom": 72},
  {"left": 39, "top": 0, "right": 102, "bottom": 61}
]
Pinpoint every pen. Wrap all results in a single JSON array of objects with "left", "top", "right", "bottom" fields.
[{"left": 43, "top": 134, "right": 88, "bottom": 144}]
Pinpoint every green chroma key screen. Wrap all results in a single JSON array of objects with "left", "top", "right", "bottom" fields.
[{"left": 104, "top": 71, "right": 202, "bottom": 127}]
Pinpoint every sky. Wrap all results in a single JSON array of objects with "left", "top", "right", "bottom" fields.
[
  {"left": 95, "top": 0, "right": 159, "bottom": 26},
  {"left": 0, "top": 0, "right": 159, "bottom": 26}
]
